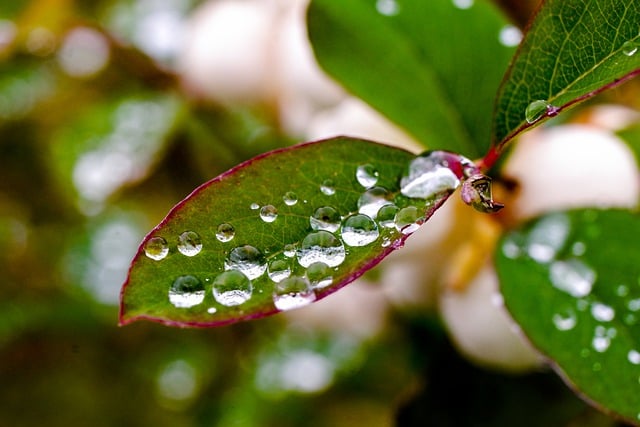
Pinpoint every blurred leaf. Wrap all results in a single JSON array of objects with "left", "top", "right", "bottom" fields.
[
  {"left": 308, "top": 0, "right": 515, "bottom": 158},
  {"left": 496, "top": 209, "right": 640, "bottom": 423},
  {"left": 492, "top": 0, "right": 640, "bottom": 148},
  {"left": 120, "top": 137, "right": 457, "bottom": 327}
]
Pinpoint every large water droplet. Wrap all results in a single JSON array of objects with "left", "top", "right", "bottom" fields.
[
  {"left": 377, "top": 204, "right": 399, "bottom": 228},
  {"left": 320, "top": 179, "right": 335, "bottom": 196},
  {"left": 549, "top": 258, "right": 596, "bottom": 298},
  {"left": 260, "top": 205, "right": 278, "bottom": 223},
  {"left": 306, "top": 262, "right": 333, "bottom": 289},
  {"left": 144, "top": 236, "right": 169, "bottom": 260},
  {"left": 357, "top": 186, "right": 393, "bottom": 218},
  {"left": 525, "top": 99, "right": 556, "bottom": 123},
  {"left": 356, "top": 164, "right": 379, "bottom": 188},
  {"left": 395, "top": 206, "right": 421, "bottom": 234},
  {"left": 622, "top": 40, "right": 638, "bottom": 56},
  {"left": 400, "top": 152, "right": 463, "bottom": 199},
  {"left": 591, "top": 302, "right": 615, "bottom": 322},
  {"left": 225, "top": 245, "right": 267, "bottom": 280},
  {"left": 177, "top": 231, "right": 203, "bottom": 256},
  {"left": 283, "top": 191, "right": 298, "bottom": 206},
  {"left": 297, "top": 231, "right": 346, "bottom": 268},
  {"left": 628, "top": 349, "right": 640, "bottom": 365},
  {"left": 341, "top": 214, "right": 379, "bottom": 247},
  {"left": 268, "top": 258, "right": 292, "bottom": 283},
  {"left": 273, "top": 276, "right": 316, "bottom": 311},
  {"left": 212, "top": 270, "right": 252, "bottom": 306},
  {"left": 169, "top": 275, "right": 205, "bottom": 308},
  {"left": 216, "top": 223, "right": 235, "bottom": 242},
  {"left": 310, "top": 206, "right": 342, "bottom": 233}
]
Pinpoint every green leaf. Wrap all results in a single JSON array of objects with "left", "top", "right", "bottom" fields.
[
  {"left": 496, "top": 209, "right": 640, "bottom": 423},
  {"left": 308, "top": 0, "right": 515, "bottom": 158},
  {"left": 492, "top": 0, "right": 640, "bottom": 148},
  {"left": 120, "top": 138, "right": 455, "bottom": 327}
]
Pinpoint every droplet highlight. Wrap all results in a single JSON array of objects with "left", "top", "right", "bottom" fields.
[
  {"left": 144, "top": 236, "right": 169, "bottom": 261},
  {"left": 259, "top": 205, "right": 278, "bottom": 223},
  {"left": 341, "top": 214, "right": 380, "bottom": 247},
  {"left": 225, "top": 245, "right": 267, "bottom": 280},
  {"left": 216, "top": 223, "right": 235, "bottom": 243},
  {"left": 273, "top": 276, "right": 316, "bottom": 311},
  {"left": 177, "top": 231, "right": 203, "bottom": 257},
  {"left": 297, "top": 231, "right": 346, "bottom": 268},
  {"left": 212, "top": 270, "right": 253, "bottom": 307},
  {"left": 356, "top": 164, "right": 379, "bottom": 188},
  {"left": 310, "top": 206, "right": 342, "bottom": 233},
  {"left": 169, "top": 275, "right": 205, "bottom": 308}
]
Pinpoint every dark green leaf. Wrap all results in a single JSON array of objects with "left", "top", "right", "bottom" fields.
[
  {"left": 492, "top": 0, "right": 640, "bottom": 148},
  {"left": 496, "top": 209, "right": 640, "bottom": 423},
  {"left": 308, "top": 0, "right": 515, "bottom": 158},
  {"left": 120, "top": 138, "right": 454, "bottom": 327}
]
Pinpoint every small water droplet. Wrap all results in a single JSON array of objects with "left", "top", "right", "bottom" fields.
[
  {"left": 625, "top": 313, "right": 637, "bottom": 325},
  {"left": 592, "top": 362, "right": 602, "bottom": 372},
  {"left": 395, "top": 206, "right": 421, "bottom": 234},
  {"left": 376, "top": 0, "right": 399, "bottom": 16},
  {"left": 357, "top": 186, "right": 393, "bottom": 218},
  {"left": 525, "top": 100, "right": 555, "bottom": 124},
  {"left": 212, "top": 270, "right": 253, "bottom": 306},
  {"left": 207, "top": 307, "right": 217, "bottom": 314},
  {"left": 499, "top": 25, "right": 522, "bottom": 47},
  {"left": 592, "top": 326, "right": 611, "bottom": 353},
  {"left": 452, "top": 0, "right": 473, "bottom": 9},
  {"left": 622, "top": 40, "right": 638, "bottom": 56},
  {"left": 400, "top": 151, "right": 464, "bottom": 199},
  {"left": 177, "top": 231, "right": 203, "bottom": 256},
  {"left": 144, "top": 236, "right": 169, "bottom": 260},
  {"left": 310, "top": 206, "right": 342, "bottom": 233},
  {"left": 297, "top": 231, "right": 346, "bottom": 268},
  {"left": 549, "top": 258, "right": 596, "bottom": 297},
  {"left": 259, "top": 205, "right": 278, "bottom": 223},
  {"left": 216, "top": 223, "right": 235, "bottom": 242},
  {"left": 616, "top": 284, "right": 629, "bottom": 297},
  {"left": 225, "top": 245, "right": 267, "bottom": 280},
  {"left": 628, "top": 298, "right": 640, "bottom": 312},
  {"left": 250, "top": 203, "right": 260, "bottom": 210},
  {"left": 341, "top": 214, "right": 379, "bottom": 247},
  {"left": 526, "top": 213, "right": 569, "bottom": 263},
  {"left": 576, "top": 299, "right": 589, "bottom": 311},
  {"left": 268, "top": 258, "right": 292, "bottom": 283},
  {"left": 306, "top": 262, "right": 333, "bottom": 289},
  {"left": 591, "top": 302, "right": 615, "bottom": 322},
  {"left": 320, "top": 179, "right": 335, "bottom": 196},
  {"left": 629, "top": 350, "right": 640, "bottom": 365},
  {"left": 571, "top": 241, "right": 586, "bottom": 256},
  {"left": 356, "top": 164, "right": 380, "bottom": 187},
  {"left": 273, "top": 276, "right": 316, "bottom": 310},
  {"left": 283, "top": 191, "right": 298, "bottom": 206},
  {"left": 169, "top": 275, "right": 205, "bottom": 308},
  {"left": 284, "top": 243, "right": 296, "bottom": 258},
  {"left": 377, "top": 204, "right": 399, "bottom": 228},
  {"left": 552, "top": 308, "right": 577, "bottom": 331}
]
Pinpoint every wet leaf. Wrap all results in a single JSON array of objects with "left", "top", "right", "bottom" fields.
[
  {"left": 496, "top": 209, "right": 640, "bottom": 423},
  {"left": 120, "top": 138, "right": 461, "bottom": 327},
  {"left": 492, "top": 0, "right": 640, "bottom": 148},
  {"left": 308, "top": 0, "right": 515, "bottom": 158}
]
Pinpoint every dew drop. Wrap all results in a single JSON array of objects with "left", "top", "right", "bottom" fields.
[
  {"left": 356, "top": 164, "right": 379, "bottom": 188},
  {"left": 628, "top": 349, "right": 640, "bottom": 365},
  {"left": 284, "top": 243, "right": 296, "bottom": 258},
  {"left": 306, "top": 262, "right": 333, "bottom": 289},
  {"left": 225, "top": 245, "right": 267, "bottom": 280},
  {"left": 320, "top": 179, "right": 335, "bottom": 196},
  {"left": 310, "top": 206, "right": 342, "bottom": 233},
  {"left": 212, "top": 270, "right": 252, "bottom": 306},
  {"left": 377, "top": 204, "right": 399, "bottom": 228},
  {"left": 400, "top": 151, "right": 467, "bottom": 199},
  {"left": 525, "top": 99, "right": 555, "bottom": 124},
  {"left": 283, "top": 191, "right": 298, "bottom": 206},
  {"left": 297, "top": 231, "right": 346, "bottom": 268},
  {"left": 259, "top": 205, "right": 278, "bottom": 223},
  {"left": 395, "top": 206, "right": 421, "bottom": 234},
  {"left": 169, "top": 275, "right": 205, "bottom": 308},
  {"left": 498, "top": 25, "right": 522, "bottom": 47},
  {"left": 549, "top": 258, "right": 596, "bottom": 298},
  {"left": 216, "top": 223, "right": 235, "bottom": 243},
  {"left": 177, "top": 231, "right": 203, "bottom": 257},
  {"left": 622, "top": 40, "right": 638, "bottom": 56},
  {"left": 591, "top": 302, "right": 615, "bottom": 322},
  {"left": 376, "top": 0, "right": 399, "bottom": 16},
  {"left": 144, "top": 236, "right": 169, "bottom": 260},
  {"left": 552, "top": 308, "right": 577, "bottom": 331},
  {"left": 341, "top": 214, "right": 379, "bottom": 247},
  {"left": 268, "top": 258, "right": 292, "bottom": 283},
  {"left": 250, "top": 203, "right": 260, "bottom": 210},
  {"left": 357, "top": 186, "right": 393, "bottom": 218},
  {"left": 273, "top": 276, "right": 316, "bottom": 311}
]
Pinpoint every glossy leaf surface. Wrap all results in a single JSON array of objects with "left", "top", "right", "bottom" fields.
[{"left": 496, "top": 209, "right": 640, "bottom": 423}]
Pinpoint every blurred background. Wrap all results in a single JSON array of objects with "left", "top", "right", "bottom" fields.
[{"left": 1, "top": 0, "right": 639, "bottom": 425}]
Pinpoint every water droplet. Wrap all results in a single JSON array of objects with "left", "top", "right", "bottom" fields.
[
  {"left": 576, "top": 299, "right": 589, "bottom": 311},
  {"left": 549, "top": 258, "right": 596, "bottom": 298},
  {"left": 341, "top": 214, "right": 379, "bottom": 247},
  {"left": 216, "top": 223, "right": 235, "bottom": 242},
  {"left": 622, "top": 40, "right": 638, "bottom": 56},
  {"left": 395, "top": 206, "right": 421, "bottom": 234},
  {"left": 616, "top": 284, "right": 629, "bottom": 297},
  {"left": 552, "top": 308, "right": 577, "bottom": 331},
  {"left": 357, "top": 186, "right": 393, "bottom": 218},
  {"left": 207, "top": 307, "right": 217, "bottom": 314},
  {"left": 592, "top": 326, "right": 611, "bottom": 353},
  {"left": 628, "top": 298, "right": 640, "bottom": 312},
  {"left": 283, "top": 191, "right": 298, "bottom": 206},
  {"left": 356, "top": 164, "right": 379, "bottom": 188},
  {"left": 376, "top": 0, "right": 399, "bottom": 16},
  {"left": 273, "top": 276, "right": 316, "bottom": 311},
  {"left": 591, "top": 302, "right": 615, "bottom": 322},
  {"left": 177, "top": 231, "right": 203, "bottom": 256},
  {"left": 297, "top": 231, "right": 346, "bottom": 268},
  {"left": 628, "top": 350, "right": 640, "bottom": 365},
  {"left": 377, "top": 204, "right": 399, "bottom": 228},
  {"left": 526, "top": 213, "right": 570, "bottom": 263},
  {"left": 169, "top": 275, "right": 205, "bottom": 308},
  {"left": 499, "top": 25, "right": 522, "bottom": 47},
  {"left": 625, "top": 313, "right": 637, "bottom": 325},
  {"left": 571, "top": 241, "right": 586, "bottom": 256},
  {"left": 525, "top": 100, "right": 555, "bottom": 124},
  {"left": 284, "top": 244, "right": 296, "bottom": 258},
  {"left": 310, "top": 206, "right": 342, "bottom": 233},
  {"left": 268, "top": 258, "right": 292, "bottom": 283},
  {"left": 212, "top": 270, "right": 252, "bottom": 306},
  {"left": 225, "top": 245, "right": 267, "bottom": 280},
  {"left": 259, "top": 205, "right": 278, "bottom": 223},
  {"left": 400, "top": 151, "right": 472, "bottom": 199},
  {"left": 320, "top": 179, "right": 335, "bottom": 196},
  {"left": 592, "top": 362, "right": 602, "bottom": 372},
  {"left": 144, "top": 236, "right": 169, "bottom": 260},
  {"left": 306, "top": 262, "right": 333, "bottom": 289},
  {"left": 452, "top": 0, "right": 473, "bottom": 9},
  {"left": 250, "top": 203, "right": 260, "bottom": 210}
]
